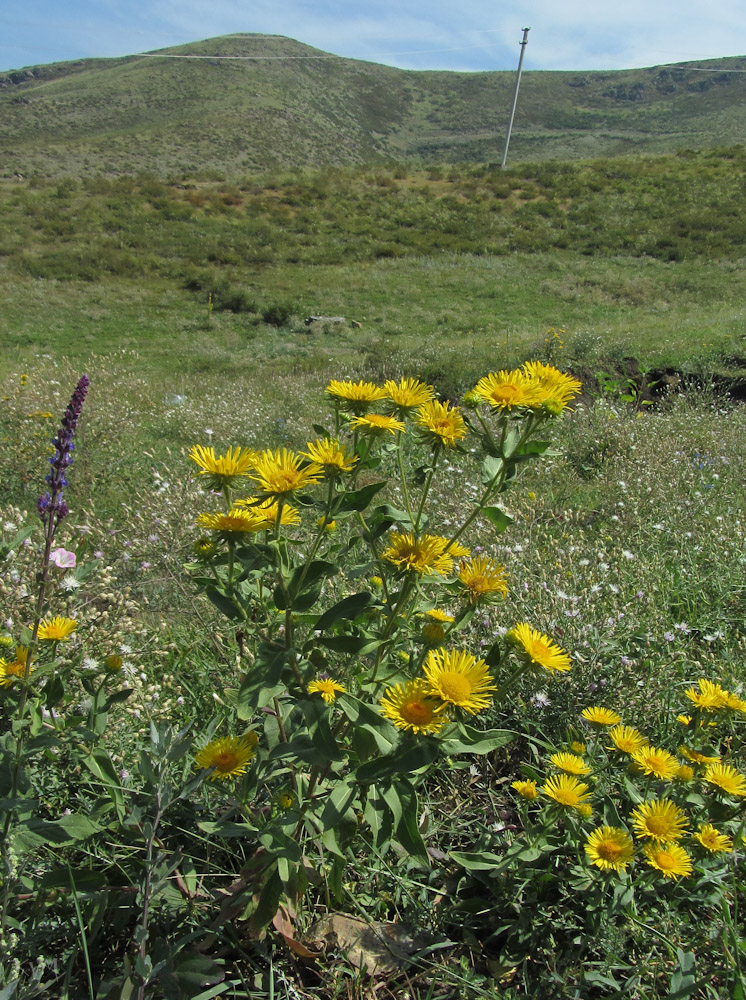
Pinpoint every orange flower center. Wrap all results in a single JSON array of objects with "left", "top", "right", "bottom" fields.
[
  {"left": 598, "top": 841, "right": 623, "bottom": 860},
  {"left": 645, "top": 815, "right": 670, "bottom": 836},
  {"left": 215, "top": 751, "right": 240, "bottom": 772},
  {"left": 401, "top": 699, "right": 434, "bottom": 726}
]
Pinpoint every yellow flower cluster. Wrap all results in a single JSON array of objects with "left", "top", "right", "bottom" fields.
[
  {"left": 379, "top": 647, "right": 497, "bottom": 735},
  {"left": 471, "top": 361, "right": 581, "bottom": 416}
]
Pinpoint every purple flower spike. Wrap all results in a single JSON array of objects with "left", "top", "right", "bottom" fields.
[{"left": 39, "top": 374, "right": 89, "bottom": 532}]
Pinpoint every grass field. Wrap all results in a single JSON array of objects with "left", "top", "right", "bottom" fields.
[{"left": 0, "top": 147, "right": 745, "bottom": 998}]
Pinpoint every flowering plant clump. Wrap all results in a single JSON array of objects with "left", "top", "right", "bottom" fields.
[{"left": 182, "top": 363, "right": 582, "bottom": 936}]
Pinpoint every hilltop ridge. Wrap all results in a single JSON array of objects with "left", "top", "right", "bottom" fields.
[{"left": 1, "top": 34, "right": 746, "bottom": 177}]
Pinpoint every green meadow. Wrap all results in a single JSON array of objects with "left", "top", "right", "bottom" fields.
[{"left": 0, "top": 146, "right": 745, "bottom": 998}]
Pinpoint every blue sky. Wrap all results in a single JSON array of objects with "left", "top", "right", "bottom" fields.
[{"left": 3, "top": 1, "right": 746, "bottom": 74}]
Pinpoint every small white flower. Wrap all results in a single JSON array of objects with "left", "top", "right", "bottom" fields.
[
  {"left": 621, "top": 550, "right": 634, "bottom": 561},
  {"left": 60, "top": 574, "right": 81, "bottom": 591},
  {"left": 82, "top": 657, "right": 99, "bottom": 671}
]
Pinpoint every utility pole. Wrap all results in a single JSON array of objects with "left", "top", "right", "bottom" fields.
[{"left": 501, "top": 27, "right": 530, "bottom": 169}]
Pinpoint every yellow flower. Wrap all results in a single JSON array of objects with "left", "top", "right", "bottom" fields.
[
  {"left": 414, "top": 399, "right": 467, "bottom": 449},
  {"left": 507, "top": 623, "right": 571, "bottom": 673},
  {"left": 317, "top": 516, "right": 336, "bottom": 532},
  {"left": 607, "top": 724, "right": 647, "bottom": 754},
  {"left": 350, "top": 413, "right": 405, "bottom": 436},
  {"left": 685, "top": 678, "right": 729, "bottom": 711},
  {"left": 250, "top": 448, "right": 323, "bottom": 496},
  {"left": 576, "top": 803, "right": 593, "bottom": 818},
  {"left": 37, "top": 617, "right": 77, "bottom": 641},
  {"left": 195, "top": 733, "right": 259, "bottom": 781},
  {"left": 474, "top": 369, "right": 540, "bottom": 411},
  {"left": 570, "top": 741, "right": 586, "bottom": 754},
  {"left": 703, "top": 761, "right": 746, "bottom": 797},
  {"left": 678, "top": 745, "right": 721, "bottom": 765},
  {"left": 674, "top": 765, "right": 694, "bottom": 782},
  {"left": 522, "top": 361, "right": 582, "bottom": 415},
  {"left": 193, "top": 536, "right": 216, "bottom": 558},
  {"left": 308, "top": 677, "right": 346, "bottom": 704},
  {"left": 326, "top": 379, "right": 388, "bottom": 413},
  {"left": 631, "top": 799, "right": 689, "bottom": 842},
  {"left": 196, "top": 508, "right": 267, "bottom": 534},
  {"left": 630, "top": 745, "right": 679, "bottom": 781},
  {"left": 643, "top": 842, "right": 693, "bottom": 880},
  {"left": 585, "top": 826, "right": 634, "bottom": 872},
  {"left": 383, "top": 377, "right": 434, "bottom": 414},
  {"left": 302, "top": 437, "right": 357, "bottom": 475},
  {"left": 235, "top": 497, "right": 301, "bottom": 527},
  {"left": 104, "top": 654, "right": 123, "bottom": 673},
  {"left": 581, "top": 706, "right": 621, "bottom": 726},
  {"left": 421, "top": 623, "right": 445, "bottom": 646},
  {"left": 457, "top": 555, "right": 508, "bottom": 603},
  {"left": 542, "top": 774, "right": 592, "bottom": 810},
  {"left": 426, "top": 609, "right": 454, "bottom": 623},
  {"left": 423, "top": 647, "right": 496, "bottom": 715},
  {"left": 188, "top": 445, "right": 257, "bottom": 489},
  {"left": 379, "top": 679, "right": 448, "bottom": 735},
  {"left": 511, "top": 779, "right": 538, "bottom": 800},
  {"left": 0, "top": 647, "right": 33, "bottom": 687},
  {"left": 694, "top": 824, "right": 733, "bottom": 853},
  {"left": 383, "top": 532, "right": 460, "bottom": 576},
  {"left": 549, "top": 752, "right": 590, "bottom": 776}
]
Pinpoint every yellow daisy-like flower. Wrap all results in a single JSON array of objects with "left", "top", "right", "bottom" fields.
[
  {"left": 426, "top": 609, "right": 454, "bottom": 623},
  {"left": 105, "top": 653, "right": 123, "bottom": 673},
  {"left": 301, "top": 437, "right": 358, "bottom": 475},
  {"left": 350, "top": 413, "right": 405, "bottom": 436},
  {"left": 234, "top": 497, "right": 302, "bottom": 527},
  {"left": 188, "top": 445, "right": 257, "bottom": 489},
  {"left": 457, "top": 555, "right": 508, "bottom": 604},
  {"left": 37, "top": 617, "right": 77, "bottom": 641},
  {"left": 379, "top": 678, "right": 448, "bottom": 735},
  {"left": 679, "top": 745, "right": 721, "bottom": 766},
  {"left": 549, "top": 752, "right": 591, "bottom": 776},
  {"left": 194, "top": 732, "right": 259, "bottom": 781},
  {"left": 0, "top": 647, "right": 33, "bottom": 687},
  {"left": 607, "top": 724, "right": 647, "bottom": 754},
  {"left": 507, "top": 623, "right": 571, "bottom": 673},
  {"left": 581, "top": 706, "right": 622, "bottom": 726},
  {"left": 630, "top": 745, "right": 679, "bottom": 781},
  {"left": 193, "top": 536, "right": 216, "bottom": 558},
  {"left": 511, "top": 779, "right": 538, "bottom": 800},
  {"left": 542, "top": 774, "right": 592, "bottom": 809},
  {"left": 674, "top": 765, "right": 694, "bottom": 782},
  {"left": 383, "top": 532, "right": 457, "bottom": 576},
  {"left": 703, "top": 761, "right": 746, "bottom": 797},
  {"left": 576, "top": 803, "right": 593, "bottom": 818},
  {"left": 643, "top": 842, "right": 693, "bottom": 880},
  {"left": 522, "top": 360, "right": 582, "bottom": 415},
  {"left": 383, "top": 377, "right": 435, "bottom": 414},
  {"left": 414, "top": 399, "right": 467, "bottom": 449},
  {"left": 694, "top": 823, "right": 733, "bottom": 853},
  {"left": 585, "top": 826, "right": 634, "bottom": 872},
  {"left": 474, "top": 369, "right": 540, "bottom": 411},
  {"left": 631, "top": 799, "right": 689, "bottom": 842},
  {"left": 677, "top": 714, "right": 693, "bottom": 726},
  {"left": 685, "top": 678, "right": 729, "bottom": 711},
  {"left": 326, "top": 379, "right": 388, "bottom": 413},
  {"left": 250, "top": 448, "right": 323, "bottom": 497},
  {"left": 723, "top": 690, "right": 746, "bottom": 712},
  {"left": 423, "top": 647, "right": 497, "bottom": 715},
  {"left": 571, "top": 741, "right": 586, "bottom": 754},
  {"left": 196, "top": 508, "right": 266, "bottom": 534},
  {"left": 307, "top": 677, "right": 346, "bottom": 704}
]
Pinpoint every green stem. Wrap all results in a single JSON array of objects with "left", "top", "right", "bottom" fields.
[
  {"left": 414, "top": 446, "right": 441, "bottom": 532},
  {"left": 396, "top": 431, "right": 415, "bottom": 528}
]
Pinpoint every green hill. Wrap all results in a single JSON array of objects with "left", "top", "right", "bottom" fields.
[{"left": 2, "top": 34, "right": 746, "bottom": 177}]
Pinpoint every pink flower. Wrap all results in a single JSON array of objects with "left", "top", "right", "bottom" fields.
[{"left": 50, "top": 547, "right": 76, "bottom": 569}]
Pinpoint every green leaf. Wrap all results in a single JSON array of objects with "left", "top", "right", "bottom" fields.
[
  {"left": 393, "top": 778, "right": 428, "bottom": 864},
  {"left": 274, "top": 560, "right": 337, "bottom": 611},
  {"left": 319, "top": 779, "right": 359, "bottom": 857},
  {"left": 15, "top": 814, "right": 102, "bottom": 850},
  {"left": 480, "top": 455, "right": 503, "bottom": 485},
  {"left": 481, "top": 506, "right": 514, "bottom": 533},
  {"left": 197, "top": 820, "right": 253, "bottom": 838},
  {"left": 238, "top": 643, "right": 289, "bottom": 712},
  {"left": 205, "top": 586, "right": 244, "bottom": 621},
  {"left": 442, "top": 726, "right": 514, "bottom": 756},
  {"left": 339, "top": 694, "right": 397, "bottom": 754},
  {"left": 301, "top": 698, "right": 344, "bottom": 762},
  {"left": 449, "top": 849, "right": 505, "bottom": 871},
  {"left": 355, "top": 737, "right": 440, "bottom": 783},
  {"left": 332, "top": 480, "right": 386, "bottom": 513},
  {"left": 318, "top": 635, "right": 368, "bottom": 654},
  {"left": 269, "top": 736, "right": 334, "bottom": 768},
  {"left": 40, "top": 868, "right": 108, "bottom": 892},
  {"left": 315, "top": 592, "right": 373, "bottom": 631},
  {"left": 258, "top": 825, "right": 302, "bottom": 862}
]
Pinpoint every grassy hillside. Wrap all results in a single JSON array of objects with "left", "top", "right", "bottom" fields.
[
  {"left": 2, "top": 34, "right": 746, "bottom": 176},
  {"left": 1, "top": 149, "right": 745, "bottom": 389}
]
